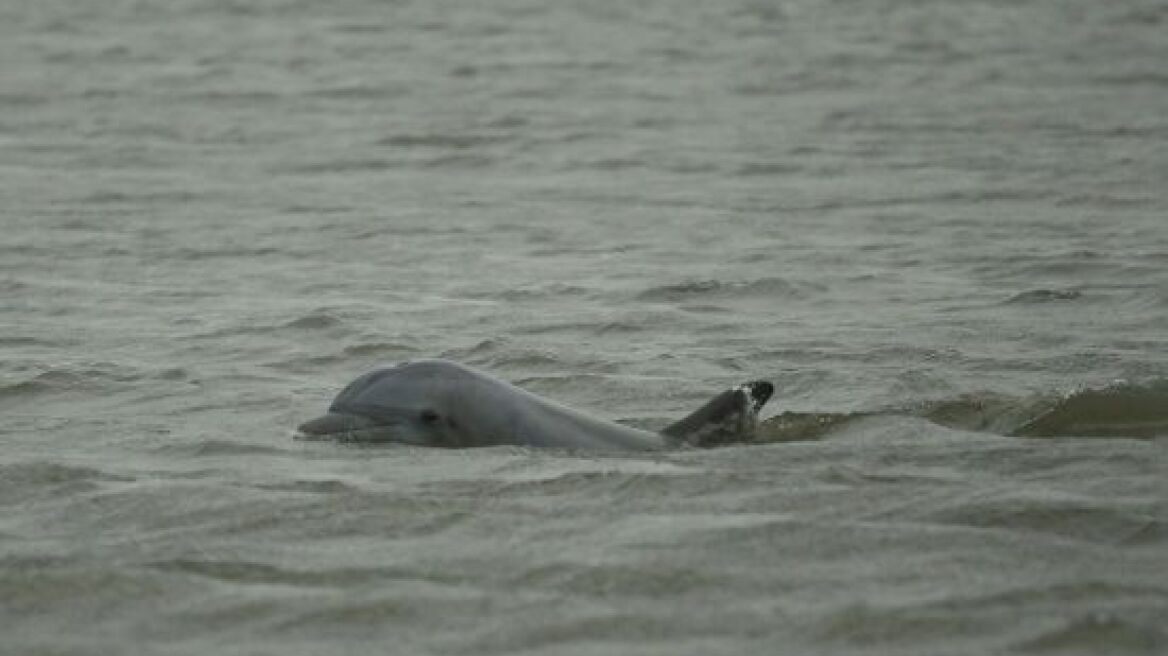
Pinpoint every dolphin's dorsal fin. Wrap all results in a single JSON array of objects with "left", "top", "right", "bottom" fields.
[{"left": 662, "top": 381, "right": 774, "bottom": 447}]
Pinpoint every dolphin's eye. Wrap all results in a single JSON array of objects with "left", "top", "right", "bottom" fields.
[{"left": 419, "top": 409, "right": 440, "bottom": 424}]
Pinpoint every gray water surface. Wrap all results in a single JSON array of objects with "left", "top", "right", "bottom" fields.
[{"left": 3, "top": 0, "right": 1167, "bottom": 654}]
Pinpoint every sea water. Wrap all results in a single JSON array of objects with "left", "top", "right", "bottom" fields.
[{"left": 2, "top": 1, "right": 1166, "bottom": 654}]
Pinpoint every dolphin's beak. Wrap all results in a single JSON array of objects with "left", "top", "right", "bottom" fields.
[
  {"left": 295, "top": 411, "right": 424, "bottom": 443},
  {"left": 295, "top": 412, "right": 378, "bottom": 440}
]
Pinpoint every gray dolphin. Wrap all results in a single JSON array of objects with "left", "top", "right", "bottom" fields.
[{"left": 296, "top": 359, "right": 773, "bottom": 450}]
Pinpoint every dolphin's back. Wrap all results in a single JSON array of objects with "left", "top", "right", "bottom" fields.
[
  {"left": 502, "top": 385, "right": 666, "bottom": 450},
  {"left": 429, "top": 361, "right": 666, "bottom": 450}
]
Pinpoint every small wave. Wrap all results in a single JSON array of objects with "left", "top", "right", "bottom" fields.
[
  {"left": 439, "top": 339, "right": 507, "bottom": 361},
  {"left": 305, "top": 84, "right": 401, "bottom": 100},
  {"left": 0, "top": 462, "right": 131, "bottom": 488},
  {"left": 0, "top": 377, "right": 56, "bottom": 399},
  {"left": 484, "top": 351, "right": 565, "bottom": 371},
  {"left": 757, "top": 380, "right": 1168, "bottom": 442},
  {"left": 0, "top": 335, "right": 66, "bottom": 348},
  {"left": 254, "top": 479, "right": 360, "bottom": 494},
  {"left": 177, "top": 90, "right": 282, "bottom": 104},
  {"left": 910, "top": 381, "right": 1168, "bottom": 439},
  {"left": 816, "top": 600, "right": 987, "bottom": 646},
  {"left": 0, "top": 278, "right": 31, "bottom": 293},
  {"left": 283, "top": 312, "right": 343, "bottom": 331},
  {"left": 914, "top": 393, "right": 1047, "bottom": 436},
  {"left": 331, "top": 23, "right": 389, "bottom": 34},
  {"left": 925, "top": 495, "right": 1160, "bottom": 545},
  {"left": 479, "top": 460, "right": 698, "bottom": 497},
  {"left": 190, "top": 311, "right": 351, "bottom": 340},
  {"left": 1055, "top": 193, "right": 1155, "bottom": 208},
  {"left": 471, "top": 350, "right": 617, "bottom": 375},
  {"left": 816, "top": 463, "right": 962, "bottom": 486},
  {"left": 1093, "top": 72, "right": 1168, "bottom": 87},
  {"left": 1011, "top": 381, "right": 1168, "bottom": 438},
  {"left": 376, "top": 133, "right": 507, "bottom": 150},
  {"left": 470, "top": 470, "right": 672, "bottom": 498},
  {"left": 273, "top": 592, "right": 493, "bottom": 630},
  {"left": 582, "top": 157, "right": 644, "bottom": 171},
  {"left": 172, "top": 247, "right": 281, "bottom": 261},
  {"left": 418, "top": 153, "right": 494, "bottom": 169},
  {"left": 342, "top": 342, "right": 415, "bottom": 358},
  {"left": 455, "top": 283, "right": 592, "bottom": 303},
  {"left": 0, "top": 363, "right": 148, "bottom": 401},
  {"left": 1015, "top": 613, "right": 1166, "bottom": 654},
  {"left": 757, "top": 411, "right": 864, "bottom": 442},
  {"left": 265, "top": 353, "right": 344, "bottom": 373},
  {"left": 735, "top": 162, "right": 803, "bottom": 176},
  {"left": 0, "top": 92, "right": 48, "bottom": 107},
  {"left": 510, "top": 318, "right": 654, "bottom": 336},
  {"left": 1121, "top": 520, "right": 1168, "bottom": 546},
  {"left": 76, "top": 190, "right": 204, "bottom": 205},
  {"left": 280, "top": 204, "right": 355, "bottom": 215},
  {"left": 149, "top": 559, "right": 398, "bottom": 588},
  {"left": 0, "top": 462, "right": 132, "bottom": 505},
  {"left": 636, "top": 277, "right": 812, "bottom": 303},
  {"left": 155, "top": 367, "right": 190, "bottom": 381},
  {"left": 977, "top": 251, "right": 1133, "bottom": 280},
  {"left": 939, "top": 581, "right": 1168, "bottom": 613},
  {"left": 267, "top": 342, "right": 417, "bottom": 373},
  {"left": 515, "top": 561, "right": 720, "bottom": 599},
  {"left": 276, "top": 159, "right": 400, "bottom": 175},
  {"left": 154, "top": 440, "right": 292, "bottom": 457},
  {"left": 1005, "top": 288, "right": 1083, "bottom": 304},
  {"left": 440, "top": 340, "right": 593, "bottom": 369}
]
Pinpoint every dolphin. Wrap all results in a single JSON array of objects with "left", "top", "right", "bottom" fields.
[{"left": 296, "top": 358, "right": 773, "bottom": 450}]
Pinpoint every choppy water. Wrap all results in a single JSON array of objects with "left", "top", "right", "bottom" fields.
[{"left": 3, "top": 0, "right": 1167, "bottom": 654}]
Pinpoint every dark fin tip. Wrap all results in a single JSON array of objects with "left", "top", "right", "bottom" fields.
[{"left": 746, "top": 381, "right": 774, "bottom": 410}]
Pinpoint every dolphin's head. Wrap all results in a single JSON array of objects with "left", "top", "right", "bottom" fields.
[{"left": 296, "top": 361, "right": 471, "bottom": 446}]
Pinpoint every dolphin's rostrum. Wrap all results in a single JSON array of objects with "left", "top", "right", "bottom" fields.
[{"left": 297, "top": 359, "right": 773, "bottom": 450}]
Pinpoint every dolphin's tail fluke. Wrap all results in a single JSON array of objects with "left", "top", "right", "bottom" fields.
[{"left": 661, "top": 381, "right": 774, "bottom": 448}]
